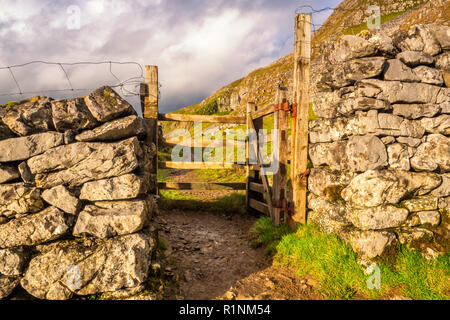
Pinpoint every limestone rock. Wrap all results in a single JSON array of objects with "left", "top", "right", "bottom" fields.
[
  {"left": 420, "top": 115, "right": 450, "bottom": 135},
  {"left": 396, "top": 228, "right": 434, "bottom": 245},
  {"left": 75, "top": 115, "right": 145, "bottom": 142},
  {"left": 398, "top": 25, "right": 441, "bottom": 56},
  {"left": 0, "top": 207, "right": 69, "bottom": 248},
  {"left": 308, "top": 209, "right": 351, "bottom": 238},
  {"left": 309, "top": 118, "right": 348, "bottom": 143},
  {"left": 0, "top": 183, "right": 43, "bottom": 218},
  {"left": 429, "top": 25, "right": 450, "bottom": 51},
  {"left": 397, "top": 51, "right": 433, "bottom": 67},
  {"left": 308, "top": 168, "right": 354, "bottom": 200},
  {"left": 401, "top": 171, "right": 443, "bottom": 196},
  {"left": 321, "top": 57, "right": 386, "bottom": 89},
  {"left": 84, "top": 86, "right": 136, "bottom": 123},
  {"left": 431, "top": 174, "right": 450, "bottom": 197},
  {"left": 435, "top": 52, "right": 450, "bottom": 71},
  {"left": 408, "top": 211, "right": 441, "bottom": 227},
  {"left": 73, "top": 200, "right": 151, "bottom": 238},
  {"left": 310, "top": 91, "right": 341, "bottom": 119},
  {"left": 401, "top": 197, "right": 438, "bottom": 212},
  {"left": 327, "top": 35, "right": 377, "bottom": 63},
  {"left": 378, "top": 113, "right": 403, "bottom": 130},
  {"left": 308, "top": 196, "right": 348, "bottom": 223},
  {"left": 359, "top": 79, "right": 441, "bottom": 104},
  {"left": 349, "top": 230, "right": 396, "bottom": 259},
  {"left": 337, "top": 97, "right": 390, "bottom": 115},
  {"left": 27, "top": 142, "right": 96, "bottom": 174},
  {"left": 0, "top": 164, "right": 19, "bottom": 184},
  {"left": 396, "top": 137, "right": 422, "bottom": 148},
  {"left": 411, "top": 134, "right": 450, "bottom": 172},
  {"left": 33, "top": 137, "right": 142, "bottom": 188},
  {"left": 0, "top": 275, "right": 19, "bottom": 299},
  {"left": 438, "top": 197, "right": 449, "bottom": 210},
  {"left": 345, "top": 135, "right": 388, "bottom": 172},
  {"left": 341, "top": 170, "right": 408, "bottom": 208},
  {"left": 0, "top": 247, "right": 29, "bottom": 276},
  {"left": 347, "top": 205, "right": 409, "bottom": 230},
  {"left": 41, "top": 186, "right": 80, "bottom": 215},
  {"left": 21, "top": 230, "right": 156, "bottom": 300},
  {"left": 0, "top": 120, "right": 16, "bottom": 141},
  {"left": 393, "top": 104, "right": 440, "bottom": 119},
  {"left": 413, "top": 66, "right": 444, "bottom": 85},
  {"left": 51, "top": 98, "right": 99, "bottom": 132},
  {"left": 309, "top": 141, "right": 347, "bottom": 171},
  {"left": 387, "top": 143, "right": 410, "bottom": 171},
  {"left": 383, "top": 59, "right": 420, "bottom": 82},
  {"left": 381, "top": 136, "right": 396, "bottom": 144},
  {"left": 0, "top": 132, "right": 64, "bottom": 162},
  {"left": 80, "top": 174, "right": 148, "bottom": 201},
  {"left": 0, "top": 97, "right": 54, "bottom": 136}
]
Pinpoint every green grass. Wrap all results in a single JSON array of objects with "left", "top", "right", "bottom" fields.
[
  {"left": 159, "top": 190, "right": 247, "bottom": 214},
  {"left": 251, "top": 218, "right": 450, "bottom": 300},
  {"left": 250, "top": 217, "right": 292, "bottom": 255}
]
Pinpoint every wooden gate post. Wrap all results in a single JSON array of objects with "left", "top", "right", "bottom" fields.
[
  {"left": 292, "top": 14, "right": 311, "bottom": 225},
  {"left": 141, "top": 65, "right": 159, "bottom": 194},
  {"left": 273, "top": 87, "right": 288, "bottom": 226},
  {"left": 245, "top": 102, "right": 255, "bottom": 212}
]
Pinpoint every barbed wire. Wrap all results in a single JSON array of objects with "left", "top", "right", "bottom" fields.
[{"left": 0, "top": 60, "right": 149, "bottom": 100}]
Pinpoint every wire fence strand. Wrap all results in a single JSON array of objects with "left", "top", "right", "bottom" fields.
[{"left": 0, "top": 60, "right": 147, "bottom": 100}]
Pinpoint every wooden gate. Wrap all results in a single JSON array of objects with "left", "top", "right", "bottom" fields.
[{"left": 141, "top": 13, "right": 311, "bottom": 227}]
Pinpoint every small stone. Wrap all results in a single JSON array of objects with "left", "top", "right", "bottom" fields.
[
  {"left": 381, "top": 136, "right": 396, "bottom": 144},
  {"left": 0, "top": 275, "right": 19, "bottom": 299},
  {"left": 396, "top": 137, "right": 422, "bottom": 148},
  {"left": 0, "top": 183, "right": 43, "bottom": 218},
  {"left": 0, "top": 164, "right": 19, "bottom": 184},
  {"left": 0, "top": 132, "right": 64, "bottom": 162},
  {"left": 347, "top": 205, "right": 409, "bottom": 230},
  {"left": 413, "top": 66, "right": 444, "bottom": 86},
  {"left": 393, "top": 104, "right": 440, "bottom": 120},
  {"left": 0, "top": 247, "right": 29, "bottom": 276},
  {"left": 75, "top": 115, "right": 146, "bottom": 142},
  {"left": 342, "top": 170, "right": 408, "bottom": 208},
  {"left": 83, "top": 86, "right": 136, "bottom": 123},
  {"left": 349, "top": 230, "right": 396, "bottom": 259},
  {"left": 402, "top": 197, "right": 438, "bottom": 212},
  {"left": 397, "top": 51, "right": 434, "bottom": 67},
  {"left": 396, "top": 228, "right": 434, "bottom": 245},
  {"left": 383, "top": 59, "right": 420, "bottom": 82},
  {"left": 411, "top": 134, "right": 450, "bottom": 172},
  {"left": 51, "top": 98, "right": 99, "bottom": 132},
  {"left": 41, "top": 185, "right": 81, "bottom": 215},
  {"left": 345, "top": 135, "right": 388, "bottom": 172},
  {"left": 79, "top": 174, "right": 149, "bottom": 201},
  {"left": 73, "top": 200, "right": 150, "bottom": 239},
  {"left": 387, "top": 143, "right": 410, "bottom": 171},
  {"left": 0, "top": 207, "right": 69, "bottom": 248}
]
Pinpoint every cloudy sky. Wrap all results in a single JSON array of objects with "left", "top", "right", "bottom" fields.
[{"left": 0, "top": 0, "right": 340, "bottom": 113}]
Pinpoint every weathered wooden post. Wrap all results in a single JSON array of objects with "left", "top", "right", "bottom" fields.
[
  {"left": 141, "top": 65, "right": 159, "bottom": 194},
  {"left": 292, "top": 14, "right": 311, "bottom": 225},
  {"left": 273, "top": 87, "right": 288, "bottom": 226}
]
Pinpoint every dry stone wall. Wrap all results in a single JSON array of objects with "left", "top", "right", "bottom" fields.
[
  {"left": 308, "top": 24, "right": 450, "bottom": 264},
  {"left": 0, "top": 86, "right": 158, "bottom": 299}
]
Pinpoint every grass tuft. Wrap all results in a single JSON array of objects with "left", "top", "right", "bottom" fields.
[{"left": 251, "top": 218, "right": 450, "bottom": 300}]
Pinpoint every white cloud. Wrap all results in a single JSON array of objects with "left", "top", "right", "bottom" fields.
[{"left": 0, "top": 0, "right": 339, "bottom": 113}]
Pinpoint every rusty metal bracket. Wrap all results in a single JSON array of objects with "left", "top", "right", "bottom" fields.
[
  {"left": 274, "top": 101, "right": 297, "bottom": 119},
  {"left": 273, "top": 198, "right": 295, "bottom": 216},
  {"left": 290, "top": 103, "right": 297, "bottom": 119}
]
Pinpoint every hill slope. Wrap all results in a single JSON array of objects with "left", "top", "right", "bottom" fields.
[{"left": 162, "top": 0, "right": 450, "bottom": 135}]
